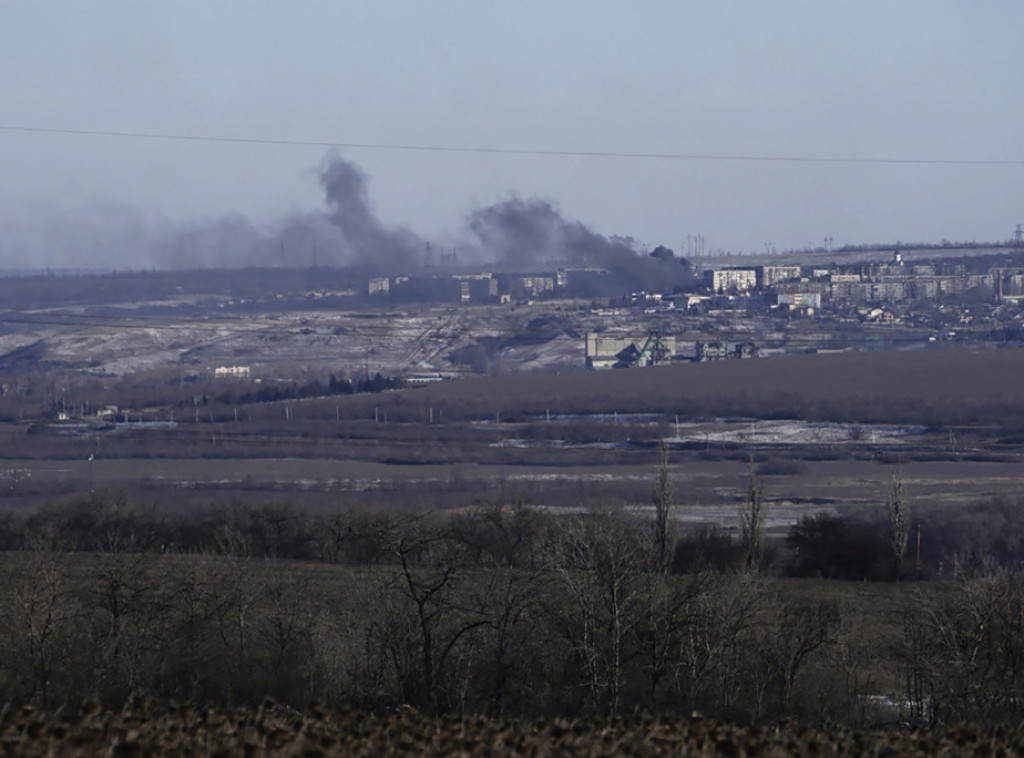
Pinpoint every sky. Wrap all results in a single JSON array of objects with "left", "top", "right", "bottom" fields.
[{"left": 1, "top": 1, "right": 1023, "bottom": 270}]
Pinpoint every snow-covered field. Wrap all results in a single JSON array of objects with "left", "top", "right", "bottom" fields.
[
  {"left": 669, "top": 419, "right": 925, "bottom": 446},
  {"left": 6, "top": 304, "right": 596, "bottom": 378}
]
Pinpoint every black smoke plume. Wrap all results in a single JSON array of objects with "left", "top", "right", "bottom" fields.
[
  {"left": 318, "top": 156, "right": 422, "bottom": 273},
  {"left": 466, "top": 197, "right": 693, "bottom": 292},
  {"left": 6, "top": 154, "right": 693, "bottom": 296},
  {"left": 154, "top": 155, "right": 423, "bottom": 271}
]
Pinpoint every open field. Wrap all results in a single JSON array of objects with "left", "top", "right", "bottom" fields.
[
  {"left": 2, "top": 339, "right": 1024, "bottom": 728},
  {"left": 349, "top": 343, "right": 1024, "bottom": 426},
  {"left": 1, "top": 456, "right": 1023, "bottom": 532},
  {"left": 1, "top": 345, "right": 1023, "bottom": 542}
]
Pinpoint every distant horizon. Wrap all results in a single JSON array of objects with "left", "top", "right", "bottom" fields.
[{"left": 0, "top": 237, "right": 1018, "bottom": 280}]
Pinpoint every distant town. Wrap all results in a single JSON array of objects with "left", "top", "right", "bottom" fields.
[
  {"left": 1, "top": 235, "right": 1023, "bottom": 415},
  {"left": 344, "top": 236, "right": 1024, "bottom": 371}
]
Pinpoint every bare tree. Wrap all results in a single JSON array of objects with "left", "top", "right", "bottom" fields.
[
  {"left": 212, "top": 557, "right": 263, "bottom": 704},
  {"left": 886, "top": 469, "right": 911, "bottom": 579},
  {"left": 0, "top": 541, "right": 84, "bottom": 706},
  {"left": 902, "top": 568, "right": 1024, "bottom": 723},
  {"left": 750, "top": 594, "right": 842, "bottom": 719},
  {"left": 651, "top": 444, "right": 673, "bottom": 573},
  {"left": 253, "top": 560, "right": 321, "bottom": 702},
  {"left": 451, "top": 500, "right": 548, "bottom": 714},
  {"left": 377, "top": 514, "right": 486, "bottom": 712},
  {"left": 632, "top": 569, "right": 710, "bottom": 704},
  {"left": 675, "top": 573, "right": 766, "bottom": 714},
  {"left": 545, "top": 504, "right": 645, "bottom": 715},
  {"left": 87, "top": 549, "right": 167, "bottom": 704},
  {"left": 740, "top": 458, "right": 766, "bottom": 572}
]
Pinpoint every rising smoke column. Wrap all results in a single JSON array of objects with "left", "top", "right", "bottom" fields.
[
  {"left": 319, "top": 155, "right": 422, "bottom": 273},
  {"left": 466, "top": 197, "right": 692, "bottom": 292},
  {"left": 155, "top": 155, "right": 423, "bottom": 271},
  {"left": 133, "top": 154, "right": 694, "bottom": 284}
]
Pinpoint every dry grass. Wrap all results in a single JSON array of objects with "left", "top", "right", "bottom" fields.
[
  {"left": 1, "top": 697, "right": 1022, "bottom": 756},
  {"left": 340, "top": 344, "right": 1024, "bottom": 427}
]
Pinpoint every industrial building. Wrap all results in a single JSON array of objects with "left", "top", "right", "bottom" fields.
[
  {"left": 695, "top": 341, "right": 758, "bottom": 362},
  {"left": 585, "top": 332, "right": 676, "bottom": 369},
  {"left": 514, "top": 276, "right": 556, "bottom": 298},
  {"left": 777, "top": 292, "right": 822, "bottom": 309}
]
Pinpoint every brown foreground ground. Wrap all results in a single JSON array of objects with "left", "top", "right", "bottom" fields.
[{"left": 1, "top": 698, "right": 1020, "bottom": 756}]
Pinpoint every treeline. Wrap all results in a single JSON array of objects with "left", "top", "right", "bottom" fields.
[
  {"left": 832, "top": 241, "right": 1019, "bottom": 255},
  {"left": 212, "top": 372, "right": 404, "bottom": 406},
  {"left": 7, "top": 485, "right": 1024, "bottom": 579},
  {"left": 2, "top": 489, "right": 1024, "bottom": 726},
  {"left": 0, "top": 502, "right": 848, "bottom": 723},
  {"left": 0, "top": 368, "right": 407, "bottom": 426}
]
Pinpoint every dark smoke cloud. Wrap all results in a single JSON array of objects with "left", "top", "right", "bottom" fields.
[
  {"left": 318, "top": 155, "right": 422, "bottom": 272},
  {"left": 154, "top": 154, "right": 424, "bottom": 271},
  {"left": 157, "top": 214, "right": 272, "bottom": 269},
  {"left": 466, "top": 197, "right": 692, "bottom": 291},
  {"left": 3, "top": 154, "right": 691, "bottom": 295}
]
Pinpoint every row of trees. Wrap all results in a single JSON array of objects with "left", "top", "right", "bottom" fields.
[
  {"left": 0, "top": 506, "right": 845, "bottom": 723},
  {"left": 1, "top": 457, "right": 1001, "bottom": 581},
  {"left": 3, "top": 497, "right": 1023, "bottom": 726},
  {"left": 213, "top": 372, "right": 404, "bottom": 406},
  {"left": 1, "top": 478, "right": 903, "bottom": 579},
  {"left": 3, "top": 456, "right": 1023, "bottom": 724}
]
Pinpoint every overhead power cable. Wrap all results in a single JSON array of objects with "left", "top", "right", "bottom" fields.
[{"left": 2, "top": 124, "right": 1023, "bottom": 166}]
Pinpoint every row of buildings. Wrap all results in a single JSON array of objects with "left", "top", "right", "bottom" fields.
[
  {"left": 584, "top": 332, "right": 757, "bottom": 369},
  {"left": 368, "top": 267, "right": 612, "bottom": 303},
  {"left": 365, "top": 252, "right": 1014, "bottom": 310},
  {"left": 702, "top": 254, "right": 1022, "bottom": 307}
]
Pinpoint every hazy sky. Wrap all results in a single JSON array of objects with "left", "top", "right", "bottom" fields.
[{"left": 1, "top": 2, "right": 1023, "bottom": 268}]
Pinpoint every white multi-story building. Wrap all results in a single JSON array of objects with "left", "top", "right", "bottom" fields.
[
  {"left": 760, "top": 265, "right": 802, "bottom": 287},
  {"left": 704, "top": 268, "right": 757, "bottom": 293}
]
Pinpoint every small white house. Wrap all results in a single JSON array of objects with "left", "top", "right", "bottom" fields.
[{"left": 214, "top": 365, "right": 251, "bottom": 379}]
